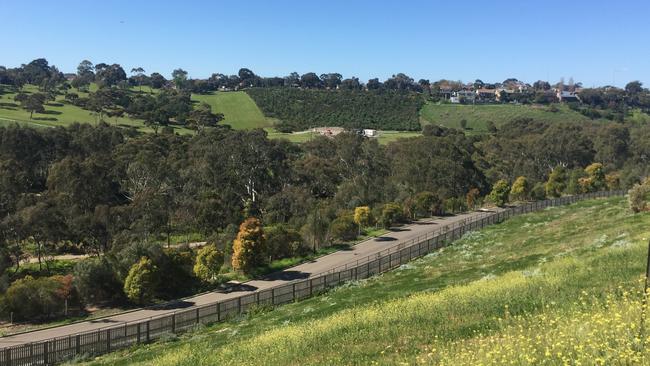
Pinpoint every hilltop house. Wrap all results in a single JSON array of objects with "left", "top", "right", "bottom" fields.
[
  {"left": 450, "top": 90, "right": 476, "bottom": 104},
  {"left": 557, "top": 90, "right": 580, "bottom": 102},
  {"left": 475, "top": 88, "right": 497, "bottom": 101}
]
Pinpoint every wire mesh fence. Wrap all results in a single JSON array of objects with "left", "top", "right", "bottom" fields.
[{"left": 0, "top": 190, "right": 624, "bottom": 365}]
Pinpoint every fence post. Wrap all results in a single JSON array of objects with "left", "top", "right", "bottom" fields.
[
  {"left": 272, "top": 288, "right": 276, "bottom": 305},
  {"left": 76, "top": 334, "right": 81, "bottom": 354},
  {"left": 237, "top": 297, "right": 242, "bottom": 313},
  {"left": 217, "top": 303, "right": 221, "bottom": 322},
  {"left": 146, "top": 320, "right": 150, "bottom": 342},
  {"left": 106, "top": 329, "right": 111, "bottom": 352},
  {"left": 309, "top": 278, "right": 313, "bottom": 296},
  {"left": 43, "top": 341, "right": 48, "bottom": 365},
  {"left": 5, "top": 348, "right": 10, "bottom": 366},
  {"left": 172, "top": 313, "right": 176, "bottom": 333},
  {"left": 196, "top": 308, "right": 200, "bottom": 324},
  {"left": 292, "top": 283, "right": 296, "bottom": 300},
  {"left": 137, "top": 323, "right": 141, "bottom": 343}
]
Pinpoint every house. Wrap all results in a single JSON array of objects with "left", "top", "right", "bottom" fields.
[
  {"left": 495, "top": 89, "right": 516, "bottom": 102},
  {"left": 557, "top": 90, "right": 580, "bottom": 103},
  {"left": 363, "top": 129, "right": 377, "bottom": 137},
  {"left": 475, "top": 88, "right": 497, "bottom": 101},
  {"left": 451, "top": 90, "right": 475, "bottom": 104},
  {"left": 438, "top": 88, "right": 454, "bottom": 100},
  {"left": 64, "top": 73, "right": 76, "bottom": 81}
]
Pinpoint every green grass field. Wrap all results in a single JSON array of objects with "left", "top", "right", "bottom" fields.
[
  {"left": 192, "top": 91, "right": 274, "bottom": 130},
  {"left": 80, "top": 196, "right": 650, "bottom": 365},
  {"left": 419, "top": 102, "right": 608, "bottom": 134}
]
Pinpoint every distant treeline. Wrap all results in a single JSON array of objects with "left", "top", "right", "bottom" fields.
[{"left": 247, "top": 88, "right": 424, "bottom": 131}]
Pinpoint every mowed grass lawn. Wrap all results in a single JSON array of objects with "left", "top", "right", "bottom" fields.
[
  {"left": 80, "top": 196, "right": 650, "bottom": 365},
  {"left": 419, "top": 102, "right": 606, "bottom": 134},
  {"left": 192, "top": 91, "right": 274, "bottom": 130}
]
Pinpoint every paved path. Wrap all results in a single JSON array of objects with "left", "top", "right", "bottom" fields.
[{"left": 0, "top": 209, "right": 496, "bottom": 348}]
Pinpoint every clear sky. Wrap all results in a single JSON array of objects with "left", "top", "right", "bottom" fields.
[{"left": 2, "top": 0, "right": 649, "bottom": 87}]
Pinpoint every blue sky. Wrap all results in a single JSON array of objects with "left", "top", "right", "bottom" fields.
[{"left": 2, "top": 0, "right": 649, "bottom": 87}]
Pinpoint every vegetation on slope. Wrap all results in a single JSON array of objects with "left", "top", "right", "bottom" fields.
[
  {"left": 247, "top": 88, "right": 424, "bottom": 131},
  {"left": 419, "top": 102, "right": 608, "bottom": 134},
  {"left": 191, "top": 91, "right": 273, "bottom": 130},
  {"left": 80, "top": 196, "right": 650, "bottom": 365}
]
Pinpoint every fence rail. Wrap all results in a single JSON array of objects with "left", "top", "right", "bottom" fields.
[{"left": 0, "top": 190, "right": 625, "bottom": 365}]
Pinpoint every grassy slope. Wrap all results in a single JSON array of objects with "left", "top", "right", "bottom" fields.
[
  {"left": 419, "top": 102, "right": 608, "bottom": 134},
  {"left": 191, "top": 91, "right": 274, "bottom": 130},
  {"left": 81, "top": 196, "right": 650, "bottom": 365}
]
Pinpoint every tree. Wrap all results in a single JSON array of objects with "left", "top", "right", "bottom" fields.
[
  {"left": 150, "top": 72, "right": 167, "bottom": 89},
  {"left": 625, "top": 81, "right": 643, "bottom": 95},
  {"left": 414, "top": 192, "right": 443, "bottom": 217},
  {"left": 380, "top": 202, "right": 405, "bottom": 228},
  {"left": 353, "top": 206, "right": 371, "bottom": 235},
  {"left": 231, "top": 217, "right": 266, "bottom": 273},
  {"left": 123, "top": 257, "right": 157, "bottom": 304},
  {"left": 628, "top": 179, "right": 650, "bottom": 213},
  {"left": 545, "top": 166, "right": 566, "bottom": 198},
  {"left": 172, "top": 68, "right": 189, "bottom": 90},
  {"left": 130, "top": 67, "right": 146, "bottom": 91},
  {"left": 266, "top": 225, "right": 304, "bottom": 260},
  {"left": 15, "top": 92, "right": 46, "bottom": 119},
  {"left": 301, "top": 206, "right": 330, "bottom": 253},
  {"left": 509, "top": 176, "right": 529, "bottom": 201},
  {"left": 466, "top": 188, "right": 481, "bottom": 209},
  {"left": 329, "top": 212, "right": 358, "bottom": 242},
  {"left": 193, "top": 244, "right": 224, "bottom": 282},
  {"left": 95, "top": 63, "right": 126, "bottom": 87},
  {"left": 300, "top": 72, "right": 321, "bottom": 88},
  {"left": 488, "top": 180, "right": 510, "bottom": 207},
  {"left": 187, "top": 102, "right": 223, "bottom": 131},
  {"left": 579, "top": 163, "right": 606, "bottom": 193}
]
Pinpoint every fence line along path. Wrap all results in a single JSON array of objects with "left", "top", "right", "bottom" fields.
[{"left": 0, "top": 191, "right": 624, "bottom": 366}]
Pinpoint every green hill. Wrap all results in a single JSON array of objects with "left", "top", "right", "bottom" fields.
[
  {"left": 192, "top": 91, "right": 274, "bottom": 130},
  {"left": 82, "top": 196, "right": 650, "bottom": 365},
  {"left": 420, "top": 102, "right": 610, "bottom": 134},
  {"left": 0, "top": 86, "right": 273, "bottom": 133}
]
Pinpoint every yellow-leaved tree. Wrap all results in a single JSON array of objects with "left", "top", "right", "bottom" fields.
[
  {"left": 231, "top": 217, "right": 266, "bottom": 274},
  {"left": 353, "top": 206, "right": 371, "bottom": 236}
]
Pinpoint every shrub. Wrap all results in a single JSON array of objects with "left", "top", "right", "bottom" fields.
[
  {"left": 509, "top": 176, "right": 529, "bottom": 201},
  {"left": 3, "top": 275, "right": 79, "bottom": 321},
  {"left": 414, "top": 192, "right": 444, "bottom": 217},
  {"left": 124, "top": 257, "right": 158, "bottom": 305},
  {"left": 545, "top": 166, "right": 566, "bottom": 198},
  {"left": 232, "top": 217, "right": 266, "bottom": 273},
  {"left": 444, "top": 197, "right": 467, "bottom": 213},
  {"left": 353, "top": 206, "right": 372, "bottom": 234},
  {"left": 193, "top": 245, "right": 224, "bottom": 283},
  {"left": 380, "top": 203, "right": 406, "bottom": 228},
  {"left": 531, "top": 182, "right": 546, "bottom": 200},
  {"left": 628, "top": 180, "right": 650, "bottom": 213},
  {"left": 73, "top": 257, "right": 123, "bottom": 304},
  {"left": 265, "top": 224, "right": 305, "bottom": 260},
  {"left": 329, "top": 212, "right": 358, "bottom": 242},
  {"left": 488, "top": 180, "right": 510, "bottom": 207},
  {"left": 466, "top": 188, "right": 481, "bottom": 209}
]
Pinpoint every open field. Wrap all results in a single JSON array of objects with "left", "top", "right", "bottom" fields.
[
  {"left": 419, "top": 102, "right": 610, "bottom": 134},
  {"left": 191, "top": 91, "right": 274, "bottom": 130},
  {"left": 80, "top": 196, "right": 650, "bottom": 365}
]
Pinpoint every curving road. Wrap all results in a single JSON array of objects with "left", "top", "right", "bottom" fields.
[{"left": 0, "top": 209, "right": 498, "bottom": 348}]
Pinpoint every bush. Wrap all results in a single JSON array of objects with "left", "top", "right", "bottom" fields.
[
  {"left": 329, "top": 212, "right": 358, "bottom": 242},
  {"left": 124, "top": 257, "right": 158, "bottom": 305},
  {"left": 628, "top": 180, "right": 650, "bottom": 213},
  {"left": 545, "top": 166, "right": 566, "bottom": 198},
  {"left": 266, "top": 225, "right": 305, "bottom": 259},
  {"left": 444, "top": 197, "right": 467, "bottom": 213},
  {"left": 193, "top": 245, "right": 224, "bottom": 283},
  {"left": 3, "top": 275, "right": 79, "bottom": 321},
  {"left": 488, "top": 180, "right": 510, "bottom": 207},
  {"left": 380, "top": 203, "right": 406, "bottom": 228},
  {"left": 232, "top": 217, "right": 266, "bottom": 273},
  {"left": 73, "top": 257, "right": 123, "bottom": 304},
  {"left": 509, "top": 176, "right": 529, "bottom": 201},
  {"left": 531, "top": 182, "right": 546, "bottom": 200}
]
